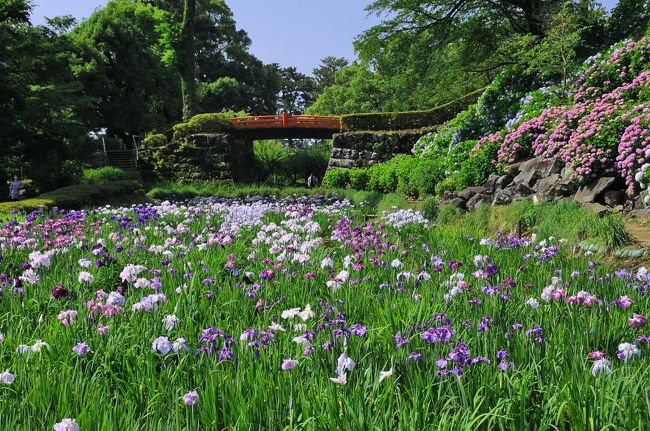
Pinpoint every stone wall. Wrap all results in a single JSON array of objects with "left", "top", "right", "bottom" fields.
[
  {"left": 327, "top": 129, "right": 435, "bottom": 170},
  {"left": 139, "top": 133, "right": 255, "bottom": 183}
]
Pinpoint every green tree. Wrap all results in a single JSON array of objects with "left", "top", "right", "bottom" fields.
[
  {"left": 157, "top": 0, "right": 197, "bottom": 120},
  {"left": 306, "top": 63, "right": 387, "bottom": 115},
  {"left": 312, "top": 56, "right": 349, "bottom": 96},
  {"left": 0, "top": 2, "right": 95, "bottom": 190},
  {"left": 254, "top": 140, "right": 289, "bottom": 184},
  {"left": 352, "top": 0, "right": 573, "bottom": 111},
  {"left": 510, "top": 3, "right": 585, "bottom": 92},
  {"left": 179, "top": 0, "right": 196, "bottom": 120},
  {"left": 152, "top": 0, "right": 281, "bottom": 116},
  {"left": 0, "top": 0, "right": 31, "bottom": 23},
  {"left": 278, "top": 66, "right": 317, "bottom": 114},
  {"left": 71, "top": 1, "right": 179, "bottom": 140},
  {"left": 607, "top": 0, "right": 650, "bottom": 43}
]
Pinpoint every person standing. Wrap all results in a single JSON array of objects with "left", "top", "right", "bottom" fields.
[
  {"left": 9, "top": 175, "right": 24, "bottom": 201},
  {"left": 307, "top": 173, "right": 319, "bottom": 188}
]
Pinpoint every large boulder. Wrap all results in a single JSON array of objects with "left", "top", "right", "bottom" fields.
[
  {"left": 573, "top": 177, "right": 616, "bottom": 204},
  {"left": 494, "top": 175, "right": 514, "bottom": 191},
  {"left": 457, "top": 186, "right": 487, "bottom": 201},
  {"left": 492, "top": 184, "right": 518, "bottom": 206},
  {"left": 466, "top": 193, "right": 490, "bottom": 211},
  {"left": 513, "top": 158, "right": 564, "bottom": 189}
]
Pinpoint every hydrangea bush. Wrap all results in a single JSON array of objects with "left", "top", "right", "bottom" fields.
[{"left": 474, "top": 37, "right": 650, "bottom": 189}]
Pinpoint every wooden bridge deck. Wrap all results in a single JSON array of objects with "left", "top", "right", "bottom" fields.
[{"left": 229, "top": 113, "right": 340, "bottom": 140}]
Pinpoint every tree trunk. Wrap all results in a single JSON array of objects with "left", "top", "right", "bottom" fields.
[
  {"left": 521, "top": 0, "right": 546, "bottom": 37},
  {"left": 179, "top": 0, "right": 196, "bottom": 121}
]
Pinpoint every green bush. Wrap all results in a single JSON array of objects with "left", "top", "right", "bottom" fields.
[
  {"left": 0, "top": 180, "right": 143, "bottom": 212},
  {"left": 367, "top": 163, "right": 397, "bottom": 193},
  {"left": 437, "top": 204, "right": 463, "bottom": 224},
  {"left": 421, "top": 196, "right": 439, "bottom": 221},
  {"left": 435, "top": 177, "right": 459, "bottom": 196},
  {"left": 59, "top": 160, "right": 84, "bottom": 186},
  {"left": 395, "top": 156, "right": 419, "bottom": 198},
  {"left": 84, "top": 167, "right": 141, "bottom": 184},
  {"left": 348, "top": 168, "right": 369, "bottom": 190},
  {"left": 144, "top": 134, "right": 167, "bottom": 147},
  {"left": 340, "top": 88, "right": 485, "bottom": 132},
  {"left": 172, "top": 112, "right": 236, "bottom": 140},
  {"left": 454, "top": 139, "right": 499, "bottom": 190},
  {"left": 323, "top": 168, "right": 350, "bottom": 188},
  {"left": 172, "top": 123, "right": 193, "bottom": 141},
  {"left": 413, "top": 156, "right": 446, "bottom": 196}
]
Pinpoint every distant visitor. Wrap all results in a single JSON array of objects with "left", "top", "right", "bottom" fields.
[
  {"left": 9, "top": 175, "right": 24, "bottom": 201},
  {"left": 307, "top": 173, "right": 319, "bottom": 188}
]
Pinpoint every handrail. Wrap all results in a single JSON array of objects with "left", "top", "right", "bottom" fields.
[{"left": 230, "top": 114, "right": 341, "bottom": 130}]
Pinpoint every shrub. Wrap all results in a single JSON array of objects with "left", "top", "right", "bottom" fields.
[
  {"left": 367, "top": 162, "right": 398, "bottom": 193},
  {"left": 172, "top": 113, "right": 236, "bottom": 140},
  {"left": 395, "top": 156, "right": 419, "bottom": 198},
  {"left": 455, "top": 139, "right": 499, "bottom": 190},
  {"left": 340, "top": 88, "right": 485, "bottom": 132},
  {"left": 323, "top": 168, "right": 349, "bottom": 188},
  {"left": 172, "top": 123, "right": 193, "bottom": 141},
  {"left": 144, "top": 134, "right": 167, "bottom": 147},
  {"left": 421, "top": 196, "right": 439, "bottom": 221},
  {"left": 0, "top": 198, "right": 55, "bottom": 214},
  {"left": 348, "top": 168, "right": 369, "bottom": 190},
  {"left": 413, "top": 156, "right": 447, "bottom": 196},
  {"left": 84, "top": 167, "right": 141, "bottom": 184},
  {"left": 435, "top": 177, "right": 459, "bottom": 196},
  {"left": 58, "top": 160, "right": 84, "bottom": 187}
]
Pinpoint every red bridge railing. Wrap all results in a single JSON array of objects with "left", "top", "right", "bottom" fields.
[{"left": 230, "top": 112, "right": 340, "bottom": 130}]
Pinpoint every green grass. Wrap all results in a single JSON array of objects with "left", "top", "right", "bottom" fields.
[
  {"left": 435, "top": 200, "right": 632, "bottom": 251},
  {"left": 83, "top": 167, "right": 142, "bottom": 184}
]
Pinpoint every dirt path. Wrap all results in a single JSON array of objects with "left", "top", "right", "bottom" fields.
[{"left": 624, "top": 218, "right": 650, "bottom": 249}]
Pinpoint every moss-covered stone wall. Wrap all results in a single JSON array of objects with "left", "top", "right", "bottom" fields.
[
  {"left": 327, "top": 129, "right": 435, "bottom": 170},
  {"left": 139, "top": 133, "right": 255, "bottom": 183}
]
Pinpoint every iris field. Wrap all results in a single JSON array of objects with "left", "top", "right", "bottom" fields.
[{"left": 0, "top": 196, "right": 648, "bottom": 430}]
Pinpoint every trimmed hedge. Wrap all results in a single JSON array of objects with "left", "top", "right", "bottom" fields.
[
  {"left": 0, "top": 198, "right": 55, "bottom": 214},
  {"left": 172, "top": 113, "right": 235, "bottom": 140},
  {"left": 340, "top": 88, "right": 486, "bottom": 132},
  {"left": 144, "top": 134, "right": 167, "bottom": 147},
  {"left": 39, "top": 180, "right": 143, "bottom": 209},
  {"left": 0, "top": 181, "right": 143, "bottom": 213}
]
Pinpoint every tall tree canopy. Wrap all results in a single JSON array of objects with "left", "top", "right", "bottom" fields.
[
  {"left": 278, "top": 66, "right": 317, "bottom": 115},
  {"left": 152, "top": 0, "right": 281, "bottom": 117},
  {"left": 353, "top": 0, "right": 571, "bottom": 110},
  {"left": 0, "top": 1, "right": 94, "bottom": 188},
  {"left": 312, "top": 56, "right": 349, "bottom": 97},
  {"left": 72, "top": 1, "right": 178, "bottom": 140}
]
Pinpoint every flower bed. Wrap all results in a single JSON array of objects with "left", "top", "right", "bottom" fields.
[{"left": 0, "top": 196, "right": 648, "bottom": 428}]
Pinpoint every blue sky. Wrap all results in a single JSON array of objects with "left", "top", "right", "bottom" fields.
[{"left": 31, "top": 0, "right": 620, "bottom": 76}]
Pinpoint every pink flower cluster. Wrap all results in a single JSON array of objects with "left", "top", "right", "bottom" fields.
[{"left": 473, "top": 38, "right": 650, "bottom": 188}]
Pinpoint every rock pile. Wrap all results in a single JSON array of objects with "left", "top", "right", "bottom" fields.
[{"left": 440, "top": 156, "right": 647, "bottom": 216}]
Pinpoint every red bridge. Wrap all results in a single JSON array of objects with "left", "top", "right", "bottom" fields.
[{"left": 230, "top": 112, "right": 341, "bottom": 140}]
